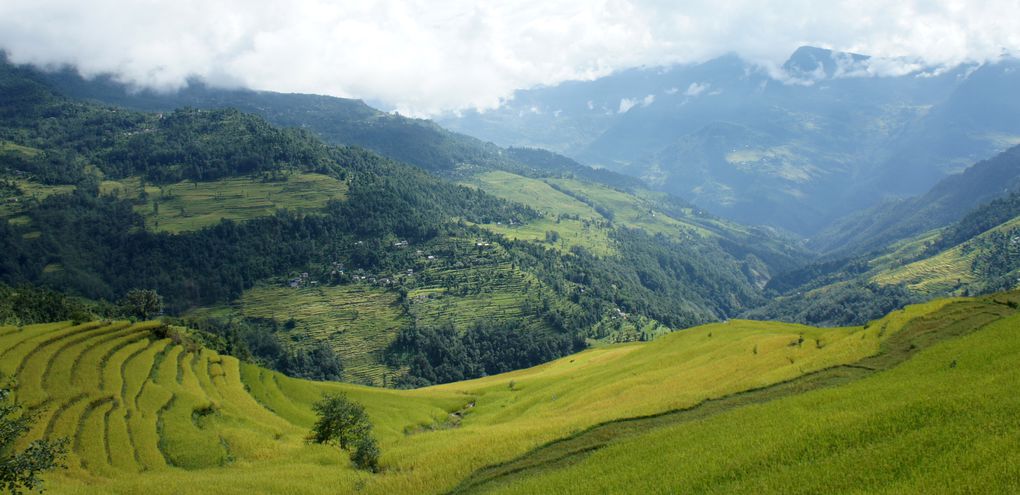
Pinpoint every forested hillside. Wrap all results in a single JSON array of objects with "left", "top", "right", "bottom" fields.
[{"left": 0, "top": 58, "right": 786, "bottom": 386}]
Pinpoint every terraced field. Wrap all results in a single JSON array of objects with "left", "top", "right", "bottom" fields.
[
  {"left": 2, "top": 294, "right": 1014, "bottom": 494},
  {"left": 406, "top": 264, "right": 548, "bottom": 332},
  {"left": 201, "top": 259, "right": 564, "bottom": 386},
  {"left": 0, "top": 179, "right": 76, "bottom": 218},
  {"left": 233, "top": 284, "right": 408, "bottom": 385},
  {"left": 873, "top": 215, "right": 1020, "bottom": 294},
  {"left": 2, "top": 173, "right": 346, "bottom": 232},
  {"left": 100, "top": 173, "right": 348, "bottom": 233},
  {"left": 543, "top": 177, "right": 714, "bottom": 239}
]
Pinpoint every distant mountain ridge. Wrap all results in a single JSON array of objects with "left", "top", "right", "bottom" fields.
[
  {"left": 811, "top": 145, "right": 1020, "bottom": 255},
  {"left": 438, "top": 46, "right": 1020, "bottom": 234}
]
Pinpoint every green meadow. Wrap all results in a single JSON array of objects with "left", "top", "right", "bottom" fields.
[{"left": 3, "top": 293, "right": 1011, "bottom": 494}]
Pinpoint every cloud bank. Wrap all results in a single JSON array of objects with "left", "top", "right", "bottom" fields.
[{"left": 2, "top": 0, "right": 1019, "bottom": 115}]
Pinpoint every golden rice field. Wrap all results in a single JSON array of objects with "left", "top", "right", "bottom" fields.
[
  {"left": 0, "top": 295, "right": 1012, "bottom": 494},
  {"left": 480, "top": 298, "right": 1020, "bottom": 494}
]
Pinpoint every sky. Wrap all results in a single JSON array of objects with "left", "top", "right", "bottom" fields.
[{"left": 2, "top": 0, "right": 1019, "bottom": 116}]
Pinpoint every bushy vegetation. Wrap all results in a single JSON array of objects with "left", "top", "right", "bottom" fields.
[
  {"left": 0, "top": 379, "right": 67, "bottom": 494},
  {"left": 386, "top": 321, "right": 584, "bottom": 387},
  {"left": 0, "top": 285, "right": 96, "bottom": 326},
  {"left": 932, "top": 191, "right": 1020, "bottom": 252},
  {"left": 744, "top": 281, "right": 919, "bottom": 327}
]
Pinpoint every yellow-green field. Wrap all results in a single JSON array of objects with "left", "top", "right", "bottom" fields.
[
  {"left": 100, "top": 173, "right": 348, "bottom": 233},
  {"left": 0, "top": 140, "right": 42, "bottom": 157},
  {"left": 0, "top": 180, "right": 76, "bottom": 218},
  {"left": 464, "top": 171, "right": 616, "bottom": 255},
  {"left": 2, "top": 294, "right": 1003, "bottom": 494}
]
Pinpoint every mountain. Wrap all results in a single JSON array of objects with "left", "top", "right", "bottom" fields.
[
  {"left": 0, "top": 57, "right": 802, "bottom": 387},
  {"left": 37, "top": 61, "right": 644, "bottom": 190},
  {"left": 747, "top": 150, "right": 1020, "bottom": 325},
  {"left": 438, "top": 47, "right": 1020, "bottom": 234}
]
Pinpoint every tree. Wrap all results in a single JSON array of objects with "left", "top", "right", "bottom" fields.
[
  {"left": 120, "top": 289, "right": 163, "bottom": 319},
  {"left": 1, "top": 378, "right": 68, "bottom": 494},
  {"left": 308, "top": 394, "right": 380, "bottom": 472}
]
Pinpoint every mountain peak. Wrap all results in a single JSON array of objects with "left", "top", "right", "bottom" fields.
[{"left": 782, "top": 45, "right": 870, "bottom": 79}]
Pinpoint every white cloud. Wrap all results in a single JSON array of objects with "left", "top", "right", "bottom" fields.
[
  {"left": 664, "top": 87, "right": 679, "bottom": 95},
  {"left": 1, "top": 0, "right": 1019, "bottom": 115},
  {"left": 619, "top": 93, "right": 655, "bottom": 113},
  {"left": 685, "top": 82, "right": 709, "bottom": 96}
]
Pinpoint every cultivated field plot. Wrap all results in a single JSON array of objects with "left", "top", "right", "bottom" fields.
[
  {"left": 100, "top": 173, "right": 348, "bottom": 233},
  {"left": 236, "top": 284, "right": 408, "bottom": 385},
  {"left": 464, "top": 171, "right": 616, "bottom": 256},
  {"left": 406, "top": 263, "right": 549, "bottom": 332}
]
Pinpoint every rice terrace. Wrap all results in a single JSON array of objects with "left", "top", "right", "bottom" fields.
[{"left": 4, "top": 1, "right": 1020, "bottom": 494}]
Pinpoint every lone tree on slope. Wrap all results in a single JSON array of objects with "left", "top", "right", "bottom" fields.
[{"left": 308, "top": 393, "right": 380, "bottom": 472}]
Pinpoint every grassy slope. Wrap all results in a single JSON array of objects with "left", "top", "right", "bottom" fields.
[
  {"left": 464, "top": 170, "right": 616, "bottom": 256},
  {"left": 0, "top": 296, "right": 975, "bottom": 494},
  {"left": 482, "top": 297, "right": 1020, "bottom": 494},
  {"left": 463, "top": 171, "right": 728, "bottom": 258}
]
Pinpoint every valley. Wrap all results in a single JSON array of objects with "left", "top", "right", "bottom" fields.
[{"left": 3, "top": 13, "right": 1020, "bottom": 494}]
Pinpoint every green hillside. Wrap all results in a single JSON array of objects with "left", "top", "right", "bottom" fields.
[
  {"left": 1, "top": 293, "right": 1015, "bottom": 494},
  {"left": 1, "top": 59, "right": 808, "bottom": 388}
]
